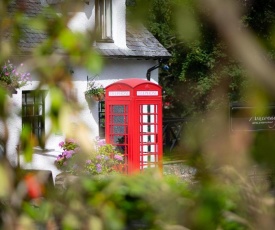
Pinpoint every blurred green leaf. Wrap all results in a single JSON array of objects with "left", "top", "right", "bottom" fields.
[
  {"left": 0, "top": 165, "right": 10, "bottom": 198},
  {"left": 0, "top": 87, "right": 7, "bottom": 118},
  {"left": 85, "top": 52, "right": 104, "bottom": 75},
  {"left": 175, "top": 4, "right": 201, "bottom": 44},
  {"left": 58, "top": 29, "right": 80, "bottom": 52},
  {"left": 21, "top": 125, "right": 34, "bottom": 162},
  {"left": 49, "top": 87, "right": 65, "bottom": 132}
]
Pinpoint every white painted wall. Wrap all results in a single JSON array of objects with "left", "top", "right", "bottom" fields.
[
  {"left": 112, "top": 0, "right": 127, "bottom": 48},
  {"left": 67, "top": 1, "right": 96, "bottom": 33},
  {"left": 3, "top": 58, "right": 159, "bottom": 181}
]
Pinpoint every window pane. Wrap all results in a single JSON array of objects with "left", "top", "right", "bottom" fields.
[
  {"left": 99, "top": 101, "right": 105, "bottom": 138},
  {"left": 26, "top": 94, "right": 34, "bottom": 104},
  {"left": 22, "top": 91, "right": 45, "bottom": 142},
  {"left": 96, "top": 0, "right": 113, "bottom": 42}
]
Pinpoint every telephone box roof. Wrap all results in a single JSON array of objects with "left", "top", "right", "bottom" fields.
[{"left": 106, "top": 78, "right": 161, "bottom": 89}]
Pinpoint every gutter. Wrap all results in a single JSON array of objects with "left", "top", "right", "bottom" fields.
[{"left": 146, "top": 59, "right": 169, "bottom": 81}]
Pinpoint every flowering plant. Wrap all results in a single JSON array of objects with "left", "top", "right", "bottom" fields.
[
  {"left": 84, "top": 139, "right": 124, "bottom": 175},
  {"left": 55, "top": 138, "right": 124, "bottom": 176},
  {"left": 55, "top": 139, "right": 80, "bottom": 173},
  {"left": 84, "top": 80, "right": 105, "bottom": 101},
  {"left": 0, "top": 60, "right": 31, "bottom": 89}
]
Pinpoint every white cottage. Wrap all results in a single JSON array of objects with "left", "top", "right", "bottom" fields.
[{"left": 3, "top": 0, "right": 170, "bottom": 179}]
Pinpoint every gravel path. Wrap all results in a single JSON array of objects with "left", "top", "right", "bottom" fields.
[{"left": 163, "top": 161, "right": 197, "bottom": 183}]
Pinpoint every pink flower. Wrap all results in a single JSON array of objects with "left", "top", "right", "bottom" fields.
[
  {"left": 96, "top": 164, "right": 102, "bottom": 173},
  {"left": 59, "top": 141, "right": 64, "bottom": 147},
  {"left": 114, "top": 154, "right": 123, "bottom": 161},
  {"left": 56, "top": 155, "right": 64, "bottom": 162},
  {"left": 64, "top": 150, "right": 74, "bottom": 159},
  {"left": 97, "top": 139, "right": 106, "bottom": 147}
]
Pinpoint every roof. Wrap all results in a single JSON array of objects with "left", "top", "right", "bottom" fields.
[
  {"left": 97, "top": 24, "right": 171, "bottom": 59},
  {"left": 7, "top": 0, "right": 171, "bottom": 60}
]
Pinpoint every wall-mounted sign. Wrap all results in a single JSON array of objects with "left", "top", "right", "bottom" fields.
[
  {"left": 230, "top": 105, "right": 275, "bottom": 131},
  {"left": 137, "top": 91, "right": 158, "bottom": 96},
  {"left": 109, "top": 91, "right": 130, "bottom": 96}
]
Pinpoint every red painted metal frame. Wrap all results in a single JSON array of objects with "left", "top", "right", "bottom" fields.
[{"left": 105, "top": 78, "right": 163, "bottom": 174}]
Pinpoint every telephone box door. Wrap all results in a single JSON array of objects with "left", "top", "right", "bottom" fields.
[
  {"left": 133, "top": 101, "right": 163, "bottom": 172},
  {"left": 105, "top": 102, "right": 130, "bottom": 174}
]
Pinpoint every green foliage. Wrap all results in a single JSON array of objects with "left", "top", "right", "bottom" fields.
[
  {"left": 2, "top": 170, "right": 265, "bottom": 229},
  {"left": 84, "top": 76, "right": 105, "bottom": 101},
  {"left": 1, "top": 1, "right": 275, "bottom": 229},
  {"left": 85, "top": 82, "right": 105, "bottom": 97},
  {"left": 130, "top": 0, "right": 263, "bottom": 117}
]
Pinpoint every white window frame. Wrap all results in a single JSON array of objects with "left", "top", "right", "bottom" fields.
[{"left": 96, "top": 0, "right": 113, "bottom": 42}]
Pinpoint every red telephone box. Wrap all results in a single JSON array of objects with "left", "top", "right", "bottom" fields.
[{"left": 105, "top": 78, "right": 163, "bottom": 174}]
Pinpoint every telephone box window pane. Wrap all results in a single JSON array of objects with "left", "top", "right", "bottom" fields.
[
  {"left": 142, "top": 135, "right": 155, "bottom": 142},
  {"left": 142, "top": 105, "right": 146, "bottom": 113},
  {"left": 141, "top": 155, "right": 156, "bottom": 163},
  {"left": 142, "top": 115, "right": 147, "bottom": 123},
  {"left": 150, "top": 105, "right": 155, "bottom": 113},
  {"left": 113, "top": 135, "right": 125, "bottom": 144},
  {"left": 113, "top": 135, "right": 127, "bottom": 150},
  {"left": 113, "top": 125, "right": 125, "bottom": 134},
  {"left": 141, "top": 105, "right": 155, "bottom": 114},
  {"left": 113, "top": 116, "right": 124, "bottom": 124},
  {"left": 111, "top": 106, "right": 128, "bottom": 127},
  {"left": 113, "top": 105, "right": 126, "bottom": 114}
]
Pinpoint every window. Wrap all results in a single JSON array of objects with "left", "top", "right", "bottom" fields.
[
  {"left": 95, "top": 0, "right": 113, "bottom": 42},
  {"left": 99, "top": 101, "right": 105, "bottom": 138},
  {"left": 22, "top": 91, "right": 45, "bottom": 142}
]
